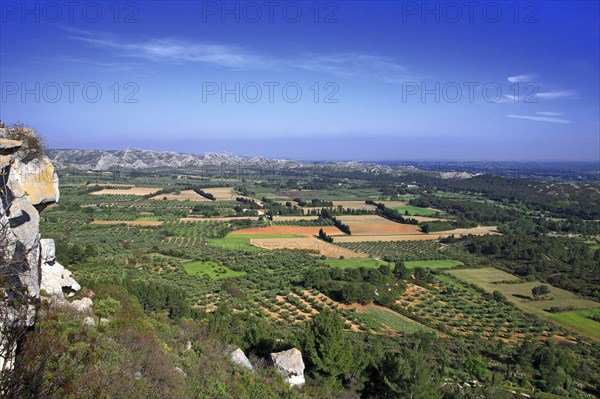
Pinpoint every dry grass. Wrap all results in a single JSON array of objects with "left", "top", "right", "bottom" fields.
[
  {"left": 250, "top": 237, "right": 367, "bottom": 258},
  {"left": 90, "top": 187, "right": 160, "bottom": 196},
  {"left": 334, "top": 225, "right": 499, "bottom": 243},
  {"left": 232, "top": 225, "right": 345, "bottom": 237},
  {"left": 202, "top": 187, "right": 234, "bottom": 200},
  {"left": 332, "top": 201, "right": 377, "bottom": 211},
  {"left": 336, "top": 215, "right": 423, "bottom": 236},
  {"left": 150, "top": 190, "right": 211, "bottom": 202}
]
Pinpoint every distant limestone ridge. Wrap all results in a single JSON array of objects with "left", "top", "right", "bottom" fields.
[{"left": 45, "top": 148, "right": 398, "bottom": 175}]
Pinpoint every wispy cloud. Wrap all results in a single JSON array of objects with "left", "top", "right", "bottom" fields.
[
  {"left": 536, "top": 111, "right": 564, "bottom": 116},
  {"left": 292, "top": 53, "right": 411, "bottom": 81},
  {"left": 535, "top": 90, "right": 576, "bottom": 99},
  {"left": 71, "top": 34, "right": 268, "bottom": 69},
  {"left": 67, "top": 31, "right": 408, "bottom": 80},
  {"left": 507, "top": 114, "right": 571, "bottom": 124},
  {"left": 507, "top": 74, "right": 535, "bottom": 83}
]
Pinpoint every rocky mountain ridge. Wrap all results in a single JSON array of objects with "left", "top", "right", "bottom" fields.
[{"left": 46, "top": 148, "right": 397, "bottom": 175}]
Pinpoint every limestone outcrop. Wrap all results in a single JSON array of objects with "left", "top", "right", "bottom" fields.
[
  {"left": 270, "top": 348, "right": 305, "bottom": 387},
  {"left": 226, "top": 345, "right": 253, "bottom": 371},
  {"left": 40, "top": 239, "right": 81, "bottom": 297},
  {"left": 0, "top": 124, "right": 80, "bottom": 372}
]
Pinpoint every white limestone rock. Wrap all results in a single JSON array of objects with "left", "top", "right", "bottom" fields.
[
  {"left": 227, "top": 346, "right": 253, "bottom": 371},
  {"left": 71, "top": 297, "right": 93, "bottom": 313},
  {"left": 270, "top": 348, "right": 305, "bottom": 387}
]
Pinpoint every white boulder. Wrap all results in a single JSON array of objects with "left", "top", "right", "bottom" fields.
[
  {"left": 227, "top": 346, "right": 253, "bottom": 371},
  {"left": 71, "top": 297, "right": 93, "bottom": 313},
  {"left": 270, "top": 348, "right": 305, "bottom": 387}
]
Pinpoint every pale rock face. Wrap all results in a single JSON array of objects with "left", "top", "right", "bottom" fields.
[
  {"left": 40, "top": 238, "right": 55, "bottom": 263},
  {"left": 11, "top": 156, "right": 60, "bottom": 207},
  {"left": 1, "top": 126, "right": 80, "bottom": 373},
  {"left": 270, "top": 348, "right": 305, "bottom": 387},
  {"left": 71, "top": 297, "right": 93, "bottom": 313},
  {"left": 40, "top": 239, "right": 81, "bottom": 297},
  {"left": 227, "top": 346, "right": 253, "bottom": 371}
]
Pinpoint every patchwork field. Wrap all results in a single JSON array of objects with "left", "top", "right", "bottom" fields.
[
  {"left": 332, "top": 200, "right": 377, "bottom": 210},
  {"left": 91, "top": 220, "right": 164, "bottom": 226},
  {"left": 232, "top": 225, "right": 345, "bottom": 237},
  {"left": 90, "top": 187, "right": 160, "bottom": 196},
  {"left": 334, "top": 226, "right": 499, "bottom": 243},
  {"left": 336, "top": 215, "right": 424, "bottom": 236},
  {"left": 272, "top": 215, "right": 319, "bottom": 222},
  {"left": 447, "top": 267, "right": 600, "bottom": 339},
  {"left": 208, "top": 233, "right": 300, "bottom": 251},
  {"left": 86, "top": 183, "right": 134, "bottom": 187},
  {"left": 181, "top": 216, "right": 260, "bottom": 222},
  {"left": 404, "top": 260, "right": 464, "bottom": 269},
  {"left": 203, "top": 187, "right": 234, "bottom": 200},
  {"left": 183, "top": 261, "right": 246, "bottom": 279},
  {"left": 343, "top": 303, "right": 426, "bottom": 335},
  {"left": 320, "top": 258, "right": 389, "bottom": 269},
  {"left": 405, "top": 216, "right": 449, "bottom": 223},
  {"left": 150, "top": 190, "right": 211, "bottom": 202},
  {"left": 547, "top": 309, "right": 600, "bottom": 339},
  {"left": 254, "top": 290, "right": 363, "bottom": 331},
  {"left": 250, "top": 237, "right": 368, "bottom": 258},
  {"left": 396, "top": 281, "right": 559, "bottom": 344},
  {"left": 393, "top": 205, "right": 443, "bottom": 216}
]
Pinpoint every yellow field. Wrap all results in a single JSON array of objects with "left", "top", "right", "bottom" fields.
[
  {"left": 334, "top": 225, "right": 499, "bottom": 242},
  {"left": 250, "top": 237, "right": 367, "bottom": 259},
  {"left": 90, "top": 187, "right": 160, "bottom": 196},
  {"left": 150, "top": 189, "right": 211, "bottom": 202},
  {"left": 332, "top": 200, "right": 377, "bottom": 210},
  {"left": 203, "top": 187, "right": 235, "bottom": 200},
  {"left": 336, "top": 215, "right": 424, "bottom": 236}
]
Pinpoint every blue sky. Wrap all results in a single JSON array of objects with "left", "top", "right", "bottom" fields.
[{"left": 1, "top": 1, "right": 598, "bottom": 161}]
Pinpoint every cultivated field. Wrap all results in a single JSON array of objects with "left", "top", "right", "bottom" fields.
[
  {"left": 272, "top": 215, "right": 319, "bottom": 222},
  {"left": 393, "top": 205, "right": 442, "bottom": 216},
  {"left": 320, "top": 258, "right": 389, "bottom": 269},
  {"left": 150, "top": 190, "right": 211, "bottom": 202},
  {"left": 336, "top": 215, "right": 424, "bottom": 235},
  {"left": 233, "top": 225, "right": 345, "bottom": 237},
  {"left": 181, "top": 216, "right": 260, "bottom": 222},
  {"left": 202, "top": 187, "right": 234, "bottom": 200},
  {"left": 547, "top": 309, "right": 600, "bottom": 339},
  {"left": 86, "top": 183, "right": 134, "bottom": 187},
  {"left": 447, "top": 267, "right": 600, "bottom": 339},
  {"left": 90, "top": 187, "right": 160, "bottom": 196},
  {"left": 91, "top": 220, "right": 163, "bottom": 226},
  {"left": 404, "top": 260, "right": 464, "bottom": 269},
  {"left": 332, "top": 200, "right": 377, "bottom": 210},
  {"left": 334, "top": 225, "right": 499, "bottom": 242},
  {"left": 250, "top": 237, "right": 368, "bottom": 259},
  {"left": 183, "top": 261, "right": 246, "bottom": 279}
]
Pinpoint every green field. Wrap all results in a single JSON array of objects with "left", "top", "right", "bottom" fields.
[
  {"left": 356, "top": 307, "right": 424, "bottom": 334},
  {"left": 321, "top": 258, "right": 389, "bottom": 269},
  {"left": 393, "top": 205, "right": 442, "bottom": 216},
  {"left": 183, "top": 261, "right": 246, "bottom": 279},
  {"left": 448, "top": 267, "right": 600, "bottom": 339},
  {"left": 207, "top": 233, "right": 301, "bottom": 251},
  {"left": 547, "top": 308, "right": 600, "bottom": 339},
  {"left": 405, "top": 260, "right": 464, "bottom": 269},
  {"left": 135, "top": 216, "right": 161, "bottom": 221}
]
